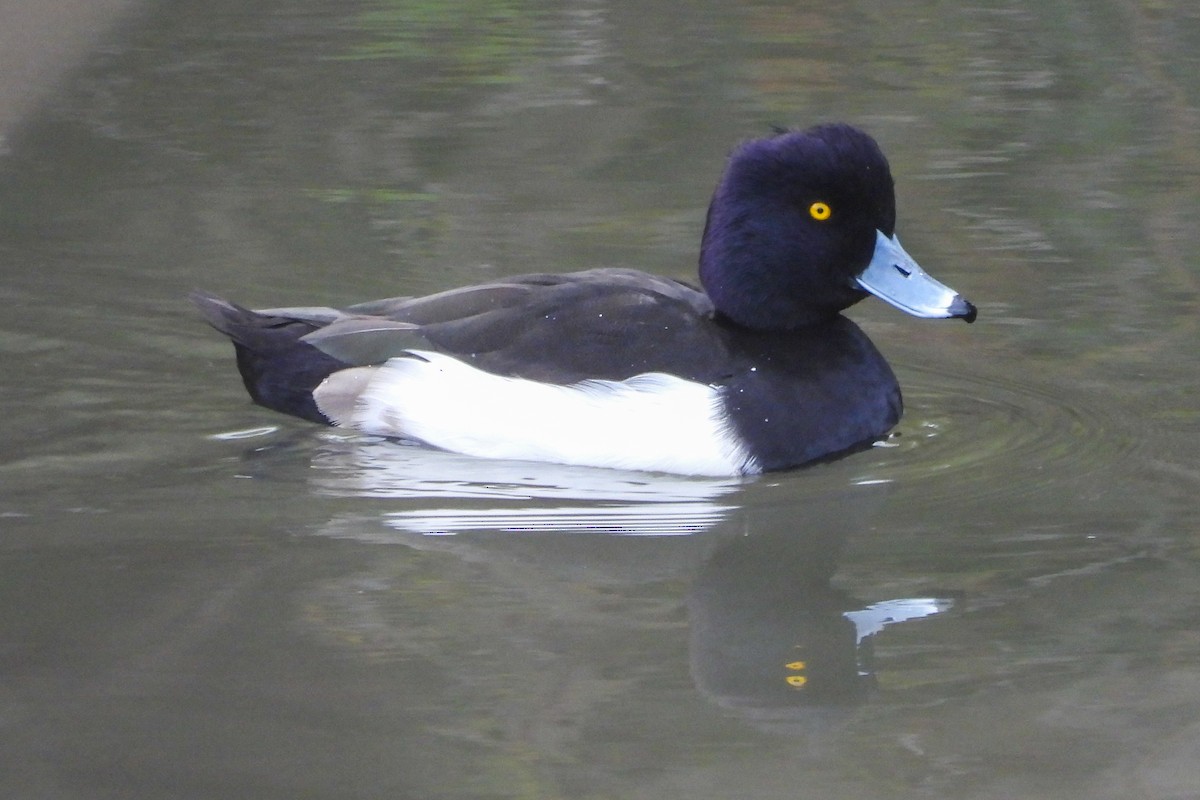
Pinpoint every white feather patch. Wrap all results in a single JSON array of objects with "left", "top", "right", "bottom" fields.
[{"left": 315, "top": 351, "right": 757, "bottom": 476}]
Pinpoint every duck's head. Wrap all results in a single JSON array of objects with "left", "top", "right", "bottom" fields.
[{"left": 699, "top": 124, "right": 976, "bottom": 329}]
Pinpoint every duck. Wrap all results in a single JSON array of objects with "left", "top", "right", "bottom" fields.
[{"left": 193, "top": 123, "right": 976, "bottom": 476}]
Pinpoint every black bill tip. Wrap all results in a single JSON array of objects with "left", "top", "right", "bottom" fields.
[{"left": 951, "top": 297, "right": 978, "bottom": 324}]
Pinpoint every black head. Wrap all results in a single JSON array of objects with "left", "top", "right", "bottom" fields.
[{"left": 699, "top": 124, "right": 897, "bottom": 329}]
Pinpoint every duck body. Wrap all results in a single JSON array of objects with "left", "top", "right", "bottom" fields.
[{"left": 195, "top": 124, "right": 975, "bottom": 476}]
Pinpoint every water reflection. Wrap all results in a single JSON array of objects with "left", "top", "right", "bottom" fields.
[
  {"left": 689, "top": 523, "right": 954, "bottom": 731},
  {"left": 309, "top": 432, "right": 744, "bottom": 535},
  {"left": 303, "top": 448, "right": 954, "bottom": 727}
]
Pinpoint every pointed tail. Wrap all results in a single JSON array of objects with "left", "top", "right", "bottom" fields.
[{"left": 191, "top": 291, "right": 348, "bottom": 424}]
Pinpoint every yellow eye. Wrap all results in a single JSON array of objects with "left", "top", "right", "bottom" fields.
[
  {"left": 809, "top": 201, "right": 831, "bottom": 221},
  {"left": 785, "top": 659, "right": 807, "bottom": 689}
]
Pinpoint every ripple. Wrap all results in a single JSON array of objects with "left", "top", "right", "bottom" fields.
[
  {"left": 209, "top": 426, "right": 281, "bottom": 441},
  {"left": 852, "top": 362, "right": 1138, "bottom": 503}
]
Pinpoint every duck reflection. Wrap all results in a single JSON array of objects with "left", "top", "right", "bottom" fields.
[
  {"left": 299, "top": 434, "right": 954, "bottom": 726},
  {"left": 689, "top": 523, "right": 952, "bottom": 726},
  {"left": 308, "top": 433, "right": 745, "bottom": 535}
]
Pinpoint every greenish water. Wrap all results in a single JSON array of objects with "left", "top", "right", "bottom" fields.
[{"left": 2, "top": 1, "right": 1199, "bottom": 798}]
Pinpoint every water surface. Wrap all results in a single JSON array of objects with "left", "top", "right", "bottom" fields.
[{"left": 3, "top": 1, "right": 1200, "bottom": 798}]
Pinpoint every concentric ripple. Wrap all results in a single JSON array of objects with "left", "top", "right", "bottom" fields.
[{"left": 848, "top": 362, "right": 1140, "bottom": 504}]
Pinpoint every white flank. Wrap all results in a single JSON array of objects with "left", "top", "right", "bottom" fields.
[{"left": 314, "top": 351, "right": 757, "bottom": 476}]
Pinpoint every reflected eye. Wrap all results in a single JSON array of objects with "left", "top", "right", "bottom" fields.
[
  {"left": 784, "top": 659, "right": 807, "bottom": 689},
  {"left": 809, "top": 201, "right": 832, "bottom": 221}
]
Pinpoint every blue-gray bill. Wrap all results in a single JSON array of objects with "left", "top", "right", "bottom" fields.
[{"left": 856, "top": 230, "right": 977, "bottom": 323}]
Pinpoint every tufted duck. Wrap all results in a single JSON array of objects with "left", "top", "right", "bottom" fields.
[{"left": 193, "top": 124, "right": 975, "bottom": 475}]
